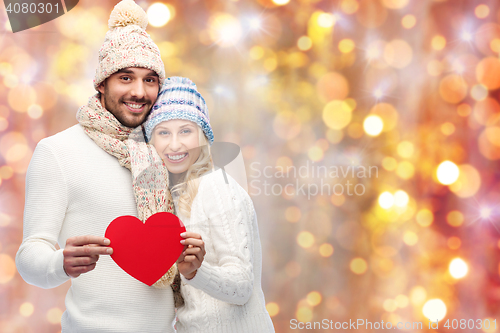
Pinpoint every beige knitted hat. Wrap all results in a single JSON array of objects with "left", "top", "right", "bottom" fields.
[{"left": 93, "top": 0, "right": 165, "bottom": 90}]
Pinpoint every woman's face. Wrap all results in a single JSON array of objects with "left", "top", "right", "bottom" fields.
[{"left": 151, "top": 119, "right": 202, "bottom": 174}]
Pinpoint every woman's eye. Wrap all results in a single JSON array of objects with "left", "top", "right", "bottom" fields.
[
  {"left": 159, "top": 131, "right": 169, "bottom": 135},
  {"left": 181, "top": 129, "right": 191, "bottom": 134}
]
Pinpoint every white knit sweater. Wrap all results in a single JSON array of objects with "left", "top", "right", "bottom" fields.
[
  {"left": 173, "top": 169, "right": 275, "bottom": 333},
  {"left": 15, "top": 125, "right": 176, "bottom": 333}
]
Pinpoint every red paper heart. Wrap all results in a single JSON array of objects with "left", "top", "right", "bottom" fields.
[{"left": 105, "top": 212, "right": 186, "bottom": 286}]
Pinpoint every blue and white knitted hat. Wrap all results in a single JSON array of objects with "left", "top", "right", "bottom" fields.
[{"left": 144, "top": 76, "right": 214, "bottom": 145}]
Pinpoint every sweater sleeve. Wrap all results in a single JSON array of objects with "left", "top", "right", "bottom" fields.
[
  {"left": 15, "top": 140, "right": 70, "bottom": 289},
  {"left": 181, "top": 172, "right": 255, "bottom": 305}
]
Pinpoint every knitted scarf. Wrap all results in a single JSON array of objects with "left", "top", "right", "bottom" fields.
[{"left": 76, "top": 94, "right": 183, "bottom": 306}]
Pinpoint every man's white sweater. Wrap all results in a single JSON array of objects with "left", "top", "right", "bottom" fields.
[
  {"left": 15, "top": 125, "right": 176, "bottom": 333},
  {"left": 173, "top": 169, "right": 275, "bottom": 333}
]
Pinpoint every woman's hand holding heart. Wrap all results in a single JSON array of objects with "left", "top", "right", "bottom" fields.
[{"left": 177, "top": 232, "right": 205, "bottom": 280}]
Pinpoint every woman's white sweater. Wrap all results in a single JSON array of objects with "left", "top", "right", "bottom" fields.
[{"left": 173, "top": 169, "right": 275, "bottom": 333}]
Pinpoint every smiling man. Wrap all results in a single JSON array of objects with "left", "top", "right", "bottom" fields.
[{"left": 14, "top": 1, "right": 200, "bottom": 333}]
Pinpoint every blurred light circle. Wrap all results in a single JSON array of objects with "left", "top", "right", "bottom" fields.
[
  {"left": 384, "top": 39, "right": 413, "bottom": 69},
  {"left": 403, "top": 231, "right": 418, "bottom": 246},
  {"left": 490, "top": 39, "right": 500, "bottom": 53},
  {"left": 447, "top": 236, "right": 461, "bottom": 249},
  {"left": 439, "top": 74, "right": 468, "bottom": 104},
  {"left": 319, "top": 243, "right": 334, "bottom": 257},
  {"left": 471, "top": 84, "right": 489, "bottom": 101},
  {"left": 316, "top": 72, "right": 349, "bottom": 102},
  {"left": 449, "top": 258, "right": 468, "bottom": 279},
  {"left": 382, "top": 0, "right": 409, "bottom": 9},
  {"left": 476, "top": 57, "right": 500, "bottom": 90},
  {"left": 273, "top": 111, "right": 302, "bottom": 140},
  {"left": 20, "top": 302, "right": 34, "bottom": 317},
  {"left": 473, "top": 97, "right": 500, "bottom": 126},
  {"left": 0, "top": 254, "right": 15, "bottom": 283},
  {"left": 34, "top": 82, "right": 58, "bottom": 110},
  {"left": 474, "top": 23, "right": 500, "bottom": 56},
  {"left": 383, "top": 299, "right": 398, "bottom": 312},
  {"left": 475, "top": 4, "right": 490, "bottom": 18},
  {"left": 369, "top": 103, "right": 398, "bottom": 132},
  {"left": 363, "top": 115, "right": 384, "bottom": 136},
  {"left": 308, "top": 146, "right": 324, "bottom": 161},
  {"left": 208, "top": 14, "right": 242, "bottom": 47},
  {"left": 378, "top": 191, "right": 394, "bottom": 209},
  {"left": 396, "top": 161, "right": 414, "bottom": 179},
  {"left": 8, "top": 84, "right": 36, "bottom": 113},
  {"left": 273, "top": 0, "right": 290, "bottom": 5},
  {"left": 431, "top": 35, "right": 446, "bottom": 51},
  {"left": 394, "top": 190, "right": 409, "bottom": 207},
  {"left": 422, "top": 299, "right": 447, "bottom": 321},
  {"left": 341, "top": 0, "right": 359, "bottom": 14},
  {"left": 478, "top": 127, "right": 500, "bottom": 160},
  {"left": 296, "top": 307, "right": 312, "bottom": 322},
  {"left": 317, "top": 13, "right": 335, "bottom": 28},
  {"left": 457, "top": 103, "right": 472, "bottom": 117},
  {"left": 297, "top": 36, "right": 313, "bottom": 51},
  {"left": 397, "top": 141, "right": 414, "bottom": 158},
  {"left": 436, "top": 160, "right": 459, "bottom": 185},
  {"left": 0, "top": 132, "right": 27, "bottom": 160},
  {"left": 322, "top": 100, "right": 352, "bottom": 130},
  {"left": 416, "top": 209, "right": 433, "bottom": 227},
  {"left": 427, "top": 59, "right": 443, "bottom": 76},
  {"left": 382, "top": 156, "right": 397, "bottom": 171},
  {"left": 401, "top": 14, "right": 416, "bottom": 29},
  {"left": 47, "top": 307, "right": 63, "bottom": 324},
  {"left": 147, "top": 3, "right": 171, "bottom": 28},
  {"left": 350, "top": 257, "right": 368, "bottom": 274},
  {"left": 441, "top": 122, "right": 455, "bottom": 135},
  {"left": 266, "top": 302, "right": 280, "bottom": 317},
  {"left": 338, "top": 38, "right": 355, "bottom": 53},
  {"left": 357, "top": 0, "right": 387, "bottom": 28},
  {"left": 307, "top": 291, "right": 322, "bottom": 306},
  {"left": 28, "top": 104, "right": 43, "bottom": 119},
  {"left": 410, "top": 286, "right": 427, "bottom": 305},
  {"left": 396, "top": 295, "right": 409, "bottom": 308},
  {"left": 297, "top": 231, "right": 315, "bottom": 248},
  {"left": 449, "top": 164, "right": 481, "bottom": 198},
  {"left": 285, "top": 206, "right": 301, "bottom": 223},
  {"left": 446, "top": 210, "right": 464, "bottom": 227}
]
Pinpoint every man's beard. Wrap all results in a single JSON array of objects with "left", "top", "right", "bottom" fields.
[{"left": 102, "top": 90, "right": 152, "bottom": 128}]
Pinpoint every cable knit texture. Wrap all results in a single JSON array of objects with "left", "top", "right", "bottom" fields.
[
  {"left": 15, "top": 125, "right": 176, "bottom": 333},
  {"left": 173, "top": 169, "right": 275, "bottom": 333}
]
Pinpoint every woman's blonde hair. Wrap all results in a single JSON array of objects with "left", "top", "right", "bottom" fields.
[{"left": 166, "top": 126, "right": 213, "bottom": 218}]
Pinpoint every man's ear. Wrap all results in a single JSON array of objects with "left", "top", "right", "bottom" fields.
[{"left": 97, "top": 81, "right": 105, "bottom": 94}]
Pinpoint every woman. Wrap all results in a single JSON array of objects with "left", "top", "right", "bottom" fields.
[{"left": 145, "top": 77, "right": 275, "bottom": 332}]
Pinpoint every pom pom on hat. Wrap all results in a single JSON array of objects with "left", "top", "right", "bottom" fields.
[
  {"left": 108, "top": 0, "right": 148, "bottom": 30},
  {"left": 94, "top": 0, "right": 165, "bottom": 90}
]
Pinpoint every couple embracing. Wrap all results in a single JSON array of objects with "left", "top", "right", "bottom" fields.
[{"left": 15, "top": 1, "right": 275, "bottom": 332}]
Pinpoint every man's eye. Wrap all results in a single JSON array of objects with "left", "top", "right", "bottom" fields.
[
  {"left": 121, "top": 77, "right": 131, "bottom": 81},
  {"left": 146, "top": 78, "right": 157, "bottom": 83}
]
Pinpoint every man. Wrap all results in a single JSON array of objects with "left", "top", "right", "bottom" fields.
[{"left": 15, "top": 1, "right": 203, "bottom": 332}]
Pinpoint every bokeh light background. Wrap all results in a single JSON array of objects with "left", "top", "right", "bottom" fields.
[{"left": 1, "top": 0, "right": 500, "bottom": 332}]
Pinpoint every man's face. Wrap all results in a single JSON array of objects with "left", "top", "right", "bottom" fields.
[{"left": 97, "top": 67, "right": 160, "bottom": 128}]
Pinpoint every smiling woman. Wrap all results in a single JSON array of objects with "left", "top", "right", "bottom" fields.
[{"left": 143, "top": 76, "right": 275, "bottom": 332}]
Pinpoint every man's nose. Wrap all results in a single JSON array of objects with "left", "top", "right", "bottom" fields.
[{"left": 130, "top": 81, "right": 146, "bottom": 99}]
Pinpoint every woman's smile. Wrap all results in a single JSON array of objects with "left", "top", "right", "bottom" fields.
[{"left": 166, "top": 152, "right": 188, "bottom": 163}]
